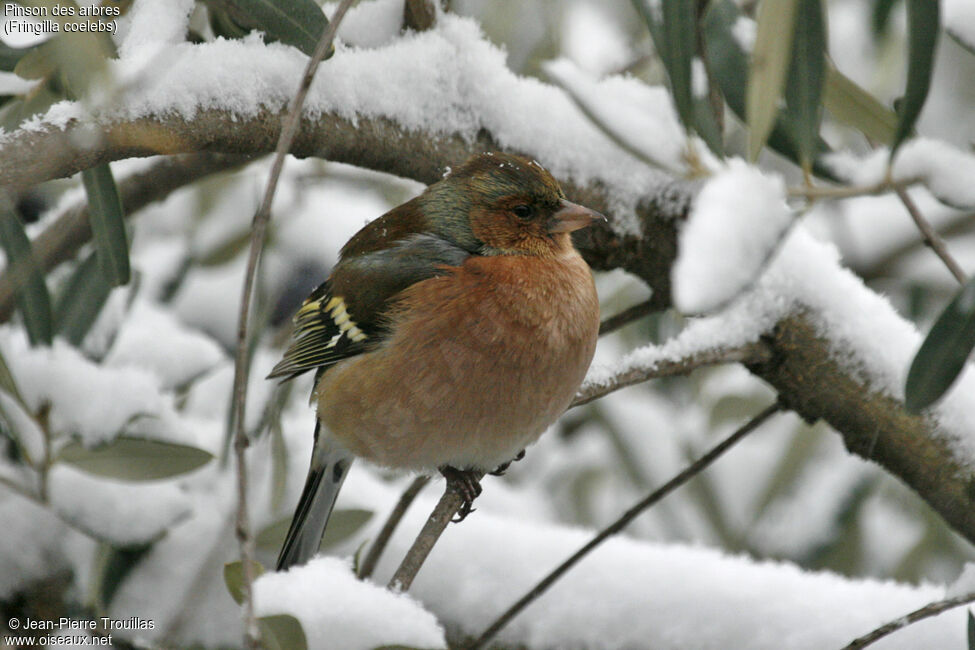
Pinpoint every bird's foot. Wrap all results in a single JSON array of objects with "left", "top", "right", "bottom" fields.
[
  {"left": 488, "top": 449, "right": 526, "bottom": 476},
  {"left": 439, "top": 466, "right": 483, "bottom": 522}
]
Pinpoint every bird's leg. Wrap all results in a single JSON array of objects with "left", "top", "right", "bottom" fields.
[
  {"left": 488, "top": 449, "right": 526, "bottom": 476},
  {"left": 439, "top": 465, "right": 483, "bottom": 522}
]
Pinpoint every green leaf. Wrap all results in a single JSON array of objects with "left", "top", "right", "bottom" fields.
[
  {"left": 256, "top": 508, "right": 373, "bottom": 552},
  {"left": 747, "top": 0, "right": 800, "bottom": 161},
  {"left": 213, "top": 0, "right": 331, "bottom": 58},
  {"left": 260, "top": 614, "right": 307, "bottom": 650},
  {"left": 905, "top": 276, "right": 975, "bottom": 413},
  {"left": 13, "top": 46, "right": 56, "bottom": 81},
  {"left": 81, "top": 164, "right": 130, "bottom": 286},
  {"left": 0, "top": 344, "right": 27, "bottom": 409},
  {"left": 55, "top": 250, "right": 113, "bottom": 346},
  {"left": 823, "top": 64, "right": 898, "bottom": 145},
  {"left": 90, "top": 542, "right": 153, "bottom": 610},
  {"left": 0, "top": 42, "right": 39, "bottom": 72},
  {"left": 0, "top": 198, "right": 52, "bottom": 346},
  {"left": 692, "top": 96, "right": 724, "bottom": 156},
  {"left": 968, "top": 609, "right": 975, "bottom": 650},
  {"left": 223, "top": 559, "right": 265, "bottom": 606},
  {"left": 638, "top": 0, "right": 696, "bottom": 134},
  {"left": 871, "top": 0, "right": 901, "bottom": 39},
  {"left": 57, "top": 436, "right": 214, "bottom": 481},
  {"left": 0, "top": 86, "right": 60, "bottom": 133},
  {"left": 783, "top": 0, "right": 827, "bottom": 171},
  {"left": 890, "top": 0, "right": 940, "bottom": 158},
  {"left": 634, "top": 1, "right": 723, "bottom": 156},
  {"left": 702, "top": 1, "right": 835, "bottom": 178}
]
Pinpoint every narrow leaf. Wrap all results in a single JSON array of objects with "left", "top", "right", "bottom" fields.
[
  {"left": 260, "top": 614, "right": 307, "bottom": 650},
  {"left": 783, "top": 0, "right": 827, "bottom": 171},
  {"left": 702, "top": 1, "right": 835, "bottom": 178},
  {"left": 81, "top": 164, "right": 130, "bottom": 286},
  {"left": 747, "top": 0, "right": 800, "bottom": 161},
  {"left": 256, "top": 508, "right": 373, "bottom": 552},
  {"left": 0, "top": 199, "right": 52, "bottom": 346},
  {"left": 216, "top": 0, "right": 331, "bottom": 58},
  {"left": 905, "top": 277, "right": 975, "bottom": 413},
  {"left": 55, "top": 251, "right": 113, "bottom": 346},
  {"left": 223, "top": 560, "right": 265, "bottom": 605},
  {"left": 0, "top": 42, "right": 39, "bottom": 72},
  {"left": 692, "top": 96, "right": 725, "bottom": 156},
  {"left": 657, "top": 1, "right": 697, "bottom": 133},
  {"left": 968, "top": 609, "right": 975, "bottom": 650},
  {"left": 0, "top": 346, "right": 27, "bottom": 409},
  {"left": 891, "top": 0, "right": 940, "bottom": 158},
  {"left": 823, "top": 64, "right": 898, "bottom": 145},
  {"left": 91, "top": 542, "right": 153, "bottom": 610},
  {"left": 871, "top": 0, "right": 900, "bottom": 38},
  {"left": 57, "top": 436, "right": 213, "bottom": 481}
]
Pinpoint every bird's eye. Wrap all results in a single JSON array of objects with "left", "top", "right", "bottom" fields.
[{"left": 512, "top": 204, "right": 534, "bottom": 220}]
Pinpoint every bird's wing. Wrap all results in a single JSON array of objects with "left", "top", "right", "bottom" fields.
[{"left": 267, "top": 233, "right": 470, "bottom": 381}]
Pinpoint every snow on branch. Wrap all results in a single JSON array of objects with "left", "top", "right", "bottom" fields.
[{"left": 1, "top": 0, "right": 974, "bottom": 552}]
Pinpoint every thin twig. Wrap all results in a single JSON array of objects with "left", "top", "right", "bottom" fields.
[
  {"left": 571, "top": 341, "right": 773, "bottom": 408},
  {"left": 545, "top": 68, "right": 684, "bottom": 176},
  {"left": 895, "top": 186, "right": 967, "bottom": 284},
  {"left": 787, "top": 176, "right": 921, "bottom": 201},
  {"left": 388, "top": 472, "right": 484, "bottom": 592},
  {"left": 598, "top": 299, "right": 654, "bottom": 336},
  {"left": 840, "top": 591, "right": 975, "bottom": 650},
  {"left": 229, "top": 3, "right": 355, "bottom": 647},
  {"left": 465, "top": 402, "right": 783, "bottom": 650},
  {"left": 358, "top": 475, "right": 431, "bottom": 580}
]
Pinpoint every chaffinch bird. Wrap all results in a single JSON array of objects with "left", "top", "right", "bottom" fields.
[{"left": 269, "top": 152, "right": 602, "bottom": 571}]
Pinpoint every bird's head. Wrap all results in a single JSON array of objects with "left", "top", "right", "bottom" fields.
[{"left": 423, "top": 152, "right": 605, "bottom": 257}]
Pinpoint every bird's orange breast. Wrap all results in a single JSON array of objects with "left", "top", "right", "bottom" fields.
[{"left": 314, "top": 250, "right": 599, "bottom": 471}]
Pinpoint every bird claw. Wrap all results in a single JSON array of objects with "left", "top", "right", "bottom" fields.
[
  {"left": 488, "top": 449, "right": 526, "bottom": 476},
  {"left": 439, "top": 466, "right": 483, "bottom": 522}
]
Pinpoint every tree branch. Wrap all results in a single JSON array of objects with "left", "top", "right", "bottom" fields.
[
  {"left": 841, "top": 590, "right": 975, "bottom": 650},
  {"left": 466, "top": 402, "right": 783, "bottom": 650},
  {"left": 895, "top": 186, "right": 967, "bottom": 284},
  {"left": 2, "top": 84, "right": 974, "bottom": 549},
  {"left": 357, "top": 475, "right": 430, "bottom": 581},
  {"left": 388, "top": 473, "right": 483, "bottom": 592},
  {"left": 571, "top": 341, "right": 774, "bottom": 408},
  {"left": 229, "top": 3, "right": 355, "bottom": 646}
]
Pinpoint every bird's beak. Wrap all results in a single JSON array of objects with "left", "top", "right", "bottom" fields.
[{"left": 548, "top": 199, "right": 607, "bottom": 233}]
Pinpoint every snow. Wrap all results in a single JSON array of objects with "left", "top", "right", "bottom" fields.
[
  {"left": 732, "top": 16, "right": 757, "bottom": 52},
  {"left": 596, "top": 220, "right": 975, "bottom": 462},
  {"left": 672, "top": 159, "right": 793, "bottom": 314},
  {"left": 49, "top": 465, "right": 192, "bottom": 546},
  {"left": 544, "top": 58, "right": 688, "bottom": 174},
  {"left": 2, "top": 3, "right": 975, "bottom": 648},
  {"left": 116, "top": 0, "right": 195, "bottom": 61},
  {"left": 826, "top": 138, "right": 975, "bottom": 210},
  {"left": 367, "top": 499, "right": 963, "bottom": 650},
  {"left": 560, "top": 2, "right": 632, "bottom": 77},
  {"left": 945, "top": 0, "right": 975, "bottom": 52},
  {"left": 254, "top": 557, "right": 446, "bottom": 650},
  {"left": 0, "top": 328, "right": 183, "bottom": 446},
  {"left": 6, "top": 12, "right": 672, "bottom": 235},
  {"left": 0, "top": 494, "right": 73, "bottom": 599},
  {"left": 330, "top": 0, "right": 405, "bottom": 49},
  {"left": 947, "top": 563, "right": 975, "bottom": 598},
  {"left": 104, "top": 301, "right": 225, "bottom": 389}
]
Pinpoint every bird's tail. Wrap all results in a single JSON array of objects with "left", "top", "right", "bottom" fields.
[{"left": 276, "top": 422, "right": 355, "bottom": 571}]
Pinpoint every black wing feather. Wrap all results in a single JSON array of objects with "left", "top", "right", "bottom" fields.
[{"left": 267, "top": 233, "right": 470, "bottom": 382}]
